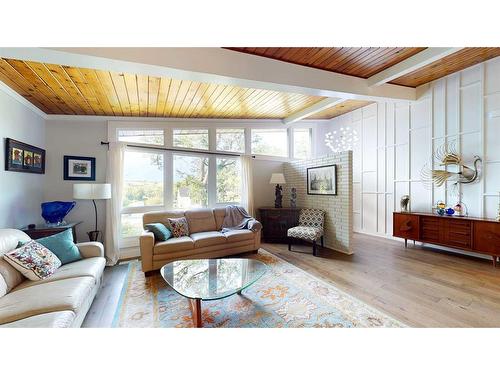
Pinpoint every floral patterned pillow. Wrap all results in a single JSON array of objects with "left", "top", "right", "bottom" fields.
[
  {"left": 167, "top": 217, "right": 190, "bottom": 238},
  {"left": 3, "top": 240, "right": 61, "bottom": 280}
]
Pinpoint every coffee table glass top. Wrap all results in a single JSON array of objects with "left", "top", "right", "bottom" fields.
[{"left": 160, "top": 258, "right": 267, "bottom": 301}]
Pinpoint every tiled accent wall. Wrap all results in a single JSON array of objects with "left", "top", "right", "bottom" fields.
[{"left": 283, "top": 151, "right": 353, "bottom": 254}]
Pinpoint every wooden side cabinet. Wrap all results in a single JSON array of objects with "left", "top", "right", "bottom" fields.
[
  {"left": 393, "top": 212, "right": 500, "bottom": 267},
  {"left": 258, "top": 207, "right": 301, "bottom": 243}
]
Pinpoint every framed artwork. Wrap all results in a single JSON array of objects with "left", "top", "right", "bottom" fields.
[
  {"left": 307, "top": 164, "right": 337, "bottom": 196},
  {"left": 5, "top": 138, "right": 45, "bottom": 174},
  {"left": 64, "top": 155, "right": 96, "bottom": 181}
]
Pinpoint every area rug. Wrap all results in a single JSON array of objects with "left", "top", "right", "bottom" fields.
[{"left": 112, "top": 249, "right": 405, "bottom": 328}]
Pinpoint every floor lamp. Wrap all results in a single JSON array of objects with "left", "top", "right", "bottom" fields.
[{"left": 73, "top": 183, "right": 111, "bottom": 242}]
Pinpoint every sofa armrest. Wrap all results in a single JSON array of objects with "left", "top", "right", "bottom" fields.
[
  {"left": 76, "top": 242, "right": 104, "bottom": 258},
  {"left": 248, "top": 219, "right": 262, "bottom": 232},
  {"left": 140, "top": 231, "right": 155, "bottom": 272}
]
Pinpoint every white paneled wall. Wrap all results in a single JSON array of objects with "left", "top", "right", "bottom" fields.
[{"left": 321, "top": 56, "right": 500, "bottom": 238}]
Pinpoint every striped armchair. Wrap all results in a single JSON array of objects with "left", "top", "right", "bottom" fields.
[{"left": 287, "top": 208, "right": 325, "bottom": 256}]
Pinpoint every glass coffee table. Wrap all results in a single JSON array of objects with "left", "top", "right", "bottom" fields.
[{"left": 160, "top": 258, "right": 267, "bottom": 327}]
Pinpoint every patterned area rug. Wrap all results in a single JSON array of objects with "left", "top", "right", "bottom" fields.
[{"left": 112, "top": 249, "right": 405, "bottom": 328}]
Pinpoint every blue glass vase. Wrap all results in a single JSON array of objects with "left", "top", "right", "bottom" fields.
[{"left": 41, "top": 201, "right": 76, "bottom": 226}]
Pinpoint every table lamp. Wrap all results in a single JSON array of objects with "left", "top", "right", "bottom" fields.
[
  {"left": 269, "top": 173, "right": 286, "bottom": 208},
  {"left": 73, "top": 183, "right": 111, "bottom": 242}
]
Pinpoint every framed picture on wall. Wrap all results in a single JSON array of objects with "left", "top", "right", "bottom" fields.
[
  {"left": 64, "top": 155, "right": 96, "bottom": 181},
  {"left": 307, "top": 164, "right": 337, "bottom": 196},
  {"left": 5, "top": 138, "right": 45, "bottom": 174}
]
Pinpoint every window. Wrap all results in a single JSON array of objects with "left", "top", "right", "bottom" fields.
[
  {"left": 118, "top": 129, "right": 164, "bottom": 145},
  {"left": 173, "top": 154, "right": 209, "bottom": 209},
  {"left": 123, "top": 150, "right": 164, "bottom": 208},
  {"left": 293, "top": 128, "right": 312, "bottom": 159},
  {"left": 121, "top": 213, "right": 144, "bottom": 238},
  {"left": 251, "top": 128, "right": 288, "bottom": 157},
  {"left": 217, "top": 158, "right": 241, "bottom": 203},
  {"left": 216, "top": 128, "right": 245, "bottom": 153},
  {"left": 173, "top": 129, "right": 209, "bottom": 150}
]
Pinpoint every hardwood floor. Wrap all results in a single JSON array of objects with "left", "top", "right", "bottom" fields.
[{"left": 82, "top": 233, "right": 500, "bottom": 328}]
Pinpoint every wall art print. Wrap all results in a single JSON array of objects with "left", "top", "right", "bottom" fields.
[
  {"left": 63, "top": 155, "right": 96, "bottom": 181},
  {"left": 5, "top": 138, "right": 45, "bottom": 174},
  {"left": 307, "top": 164, "right": 337, "bottom": 196}
]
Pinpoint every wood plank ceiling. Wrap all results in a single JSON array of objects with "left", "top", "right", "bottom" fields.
[
  {"left": 0, "top": 58, "right": 326, "bottom": 118},
  {"left": 226, "top": 47, "right": 500, "bottom": 88},
  {"left": 389, "top": 48, "right": 500, "bottom": 87},
  {"left": 307, "top": 100, "right": 373, "bottom": 119},
  {"left": 227, "top": 47, "right": 427, "bottom": 79}
]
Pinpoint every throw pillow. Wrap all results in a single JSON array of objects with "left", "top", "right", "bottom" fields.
[
  {"left": 31, "top": 229, "right": 82, "bottom": 265},
  {"left": 145, "top": 223, "right": 172, "bottom": 241},
  {"left": 167, "top": 217, "right": 190, "bottom": 237},
  {"left": 3, "top": 241, "right": 62, "bottom": 280}
]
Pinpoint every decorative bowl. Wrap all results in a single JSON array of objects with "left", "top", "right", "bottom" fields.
[{"left": 41, "top": 201, "right": 76, "bottom": 226}]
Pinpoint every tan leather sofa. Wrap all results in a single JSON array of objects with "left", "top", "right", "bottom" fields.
[
  {"left": 0, "top": 229, "right": 105, "bottom": 328},
  {"left": 140, "top": 208, "right": 262, "bottom": 273}
]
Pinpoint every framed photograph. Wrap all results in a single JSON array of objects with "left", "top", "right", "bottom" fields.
[
  {"left": 5, "top": 138, "right": 45, "bottom": 174},
  {"left": 64, "top": 155, "right": 96, "bottom": 181},
  {"left": 307, "top": 164, "right": 337, "bottom": 196}
]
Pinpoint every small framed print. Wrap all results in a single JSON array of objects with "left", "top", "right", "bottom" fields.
[
  {"left": 5, "top": 138, "right": 45, "bottom": 174},
  {"left": 307, "top": 164, "right": 337, "bottom": 196},
  {"left": 64, "top": 155, "right": 96, "bottom": 181}
]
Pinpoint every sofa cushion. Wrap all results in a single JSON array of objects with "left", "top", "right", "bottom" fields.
[
  {"left": 168, "top": 217, "right": 190, "bottom": 237},
  {"left": 0, "top": 276, "right": 94, "bottom": 325},
  {"left": 34, "top": 229, "right": 82, "bottom": 265},
  {"left": 154, "top": 236, "right": 194, "bottom": 255},
  {"left": 4, "top": 240, "right": 61, "bottom": 281},
  {"left": 0, "top": 259, "right": 24, "bottom": 297},
  {"left": 184, "top": 209, "right": 217, "bottom": 233},
  {"left": 145, "top": 223, "right": 172, "bottom": 241},
  {"left": 13, "top": 257, "right": 105, "bottom": 291},
  {"left": 223, "top": 229, "right": 255, "bottom": 243},
  {"left": 190, "top": 231, "right": 227, "bottom": 248},
  {"left": 213, "top": 207, "right": 226, "bottom": 231},
  {"left": 1, "top": 311, "right": 75, "bottom": 328},
  {"left": 0, "top": 229, "right": 31, "bottom": 295}
]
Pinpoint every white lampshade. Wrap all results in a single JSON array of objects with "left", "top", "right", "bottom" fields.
[
  {"left": 269, "top": 173, "right": 286, "bottom": 184},
  {"left": 73, "top": 183, "right": 111, "bottom": 200}
]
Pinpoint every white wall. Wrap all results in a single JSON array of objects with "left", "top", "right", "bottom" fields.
[
  {"left": 44, "top": 120, "right": 108, "bottom": 242},
  {"left": 0, "top": 88, "right": 46, "bottom": 229},
  {"left": 318, "top": 57, "right": 500, "bottom": 243}
]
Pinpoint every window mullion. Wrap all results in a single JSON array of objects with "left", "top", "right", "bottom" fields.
[
  {"left": 165, "top": 151, "right": 173, "bottom": 210},
  {"left": 208, "top": 155, "right": 217, "bottom": 207}
]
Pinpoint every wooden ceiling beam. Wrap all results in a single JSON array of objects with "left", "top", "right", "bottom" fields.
[
  {"left": 366, "top": 47, "right": 464, "bottom": 87},
  {"left": 283, "top": 97, "right": 348, "bottom": 125},
  {"left": 0, "top": 47, "right": 416, "bottom": 102}
]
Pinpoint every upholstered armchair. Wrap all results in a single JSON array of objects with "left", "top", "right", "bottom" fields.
[{"left": 287, "top": 208, "right": 325, "bottom": 256}]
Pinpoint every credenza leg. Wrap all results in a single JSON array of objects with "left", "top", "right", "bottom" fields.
[
  {"left": 493, "top": 256, "right": 498, "bottom": 268},
  {"left": 404, "top": 239, "right": 407, "bottom": 248}
]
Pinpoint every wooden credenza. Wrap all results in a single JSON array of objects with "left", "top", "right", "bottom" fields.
[
  {"left": 393, "top": 212, "right": 500, "bottom": 267},
  {"left": 258, "top": 207, "right": 301, "bottom": 243}
]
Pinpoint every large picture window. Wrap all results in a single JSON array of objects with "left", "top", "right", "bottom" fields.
[
  {"left": 123, "top": 150, "right": 164, "bottom": 208},
  {"left": 173, "top": 154, "right": 209, "bottom": 209},
  {"left": 217, "top": 157, "right": 241, "bottom": 203}
]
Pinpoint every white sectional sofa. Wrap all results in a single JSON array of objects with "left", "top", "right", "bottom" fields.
[{"left": 0, "top": 229, "right": 105, "bottom": 328}]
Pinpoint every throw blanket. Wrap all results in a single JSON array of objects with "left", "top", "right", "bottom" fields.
[{"left": 221, "top": 205, "right": 261, "bottom": 232}]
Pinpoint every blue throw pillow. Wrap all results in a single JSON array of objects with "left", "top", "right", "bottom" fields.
[
  {"left": 145, "top": 223, "right": 171, "bottom": 241},
  {"left": 36, "top": 229, "right": 82, "bottom": 265}
]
